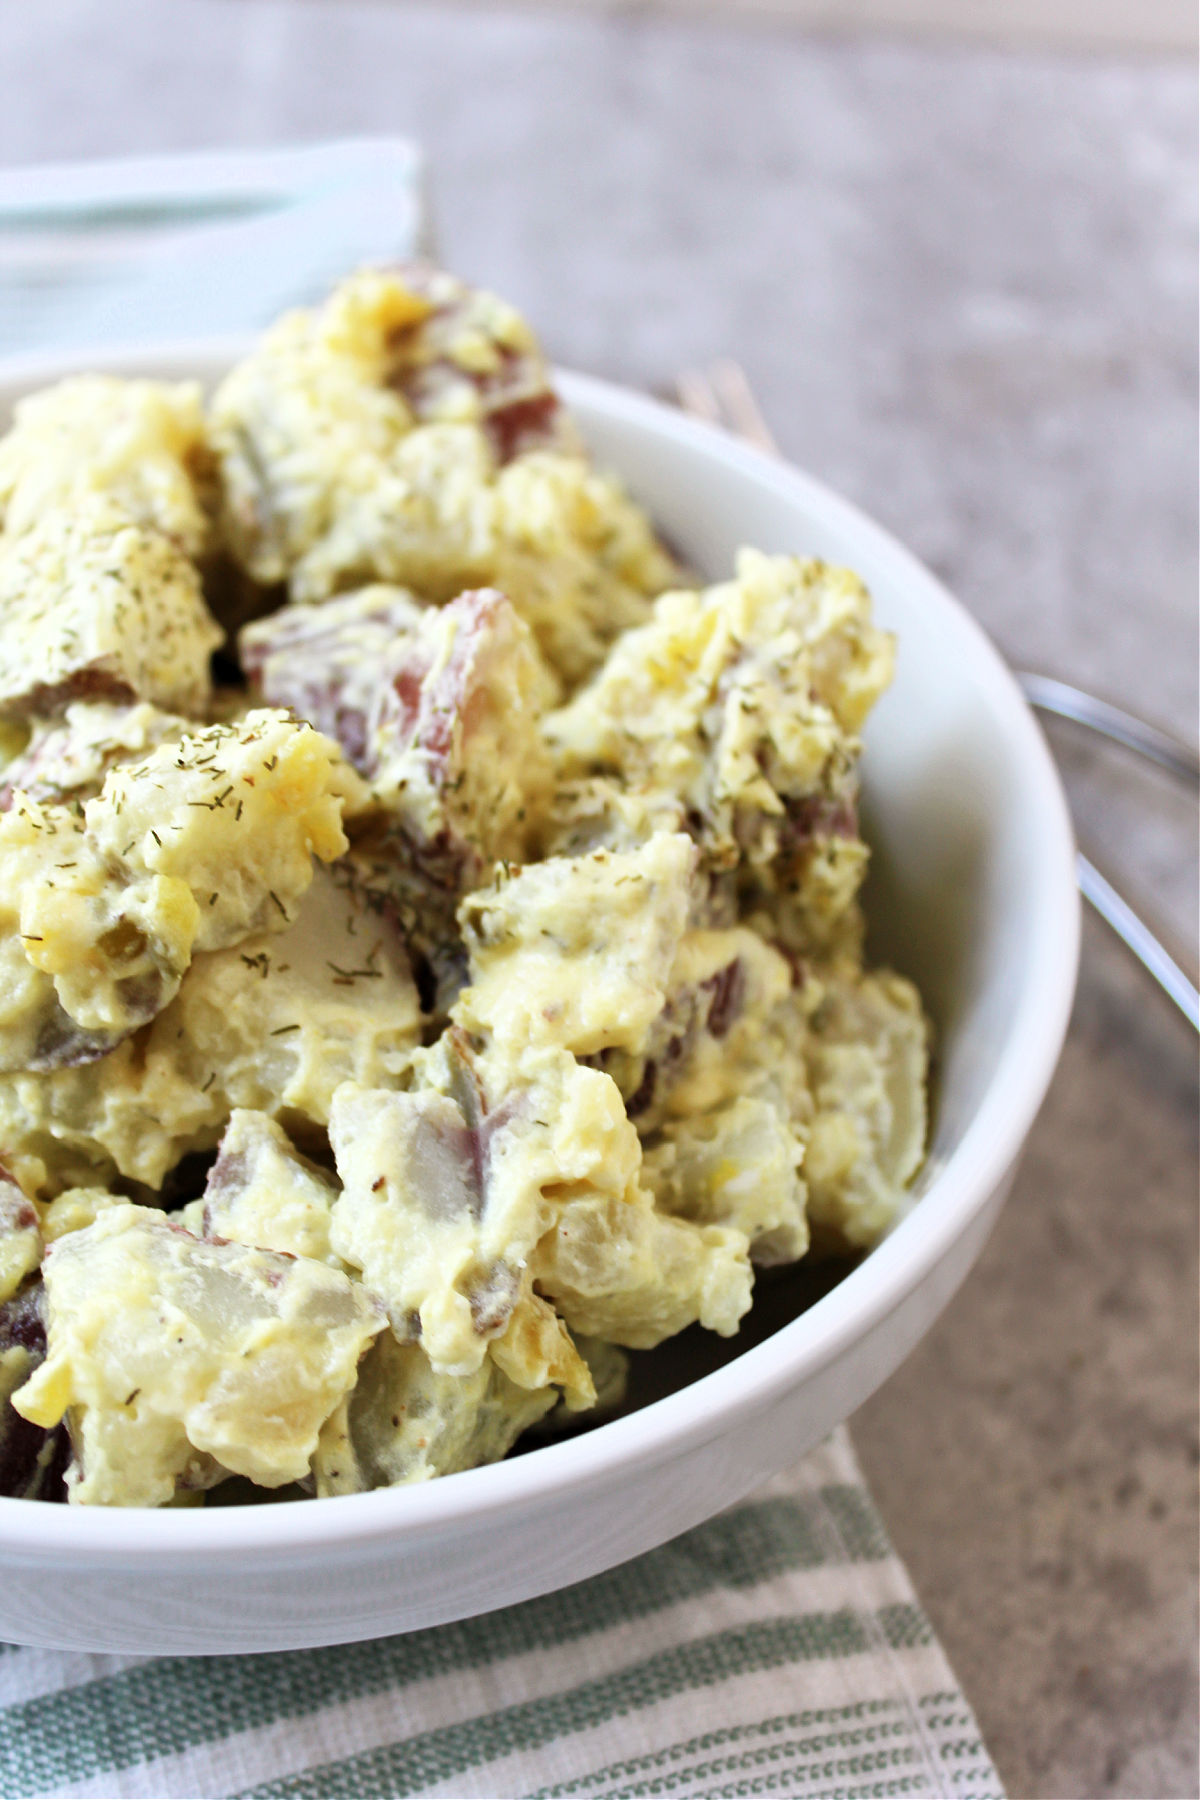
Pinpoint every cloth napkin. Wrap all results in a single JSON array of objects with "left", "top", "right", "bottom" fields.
[
  {"left": 0, "top": 143, "right": 1004, "bottom": 1800},
  {"left": 0, "top": 1432, "right": 1001, "bottom": 1800},
  {"left": 0, "top": 139, "right": 430, "bottom": 359}
]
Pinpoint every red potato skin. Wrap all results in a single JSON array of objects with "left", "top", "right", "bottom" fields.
[
  {"left": 382, "top": 264, "right": 568, "bottom": 465},
  {"left": 0, "top": 1283, "right": 68, "bottom": 1502}
]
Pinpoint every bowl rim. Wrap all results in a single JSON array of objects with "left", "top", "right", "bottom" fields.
[{"left": 0, "top": 348, "right": 1080, "bottom": 1561}]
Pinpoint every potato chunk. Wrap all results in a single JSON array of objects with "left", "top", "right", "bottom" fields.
[
  {"left": 0, "top": 500, "right": 221, "bottom": 720},
  {"left": 454, "top": 839, "right": 797, "bottom": 1132},
  {"left": 201, "top": 1109, "right": 341, "bottom": 1266},
  {"left": 546, "top": 549, "right": 893, "bottom": 949},
  {"left": 0, "top": 862, "right": 421, "bottom": 1191},
  {"left": 803, "top": 970, "right": 930, "bottom": 1250},
  {"left": 529, "top": 1193, "right": 751, "bottom": 1349},
  {"left": 328, "top": 1034, "right": 626, "bottom": 1378},
  {"left": 330, "top": 1026, "right": 752, "bottom": 1374},
  {"left": 0, "top": 809, "right": 198, "bottom": 1073},
  {"left": 367, "top": 587, "right": 557, "bottom": 858},
  {"left": 365, "top": 262, "right": 572, "bottom": 459},
  {"left": 212, "top": 268, "right": 674, "bottom": 683},
  {"left": 282, "top": 588, "right": 558, "bottom": 1019},
  {"left": 0, "top": 702, "right": 189, "bottom": 811},
  {"left": 0, "top": 374, "right": 216, "bottom": 560},
  {"left": 641, "top": 960, "right": 928, "bottom": 1257},
  {"left": 79, "top": 708, "right": 361, "bottom": 953},
  {"left": 0, "top": 1171, "right": 41, "bottom": 1305},
  {"left": 245, "top": 584, "right": 558, "bottom": 1003},
  {"left": 12, "top": 1202, "right": 384, "bottom": 1506},
  {"left": 240, "top": 584, "right": 426, "bottom": 769},
  {"left": 313, "top": 1330, "right": 558, "bottom": 1495},
  {"left": 455, "top": 833, "right": 696, "bottom": 1058},
  {"left": 641, "top": 1095, "right": 808, "bottom": 1267},
  {"left": 0, "top": 710, "right": 361, "bottom": 1070}
]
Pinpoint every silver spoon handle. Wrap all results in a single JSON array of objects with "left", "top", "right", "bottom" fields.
[{"left": 1017, "top": 672, "right": 1199, "bottom": 787}]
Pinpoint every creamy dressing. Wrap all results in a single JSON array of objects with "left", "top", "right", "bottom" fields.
[{"left": 0, "top": 266, "right": 929, "bottom": 1508}]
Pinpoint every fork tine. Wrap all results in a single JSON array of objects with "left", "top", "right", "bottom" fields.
[
  {"left": 708, "top": 359, "right": 781, "bottom": 456},
  {"left": 674, "top": 366, "right": 723, "bottom": 429}
]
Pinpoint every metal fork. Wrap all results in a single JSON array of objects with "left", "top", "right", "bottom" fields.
[{"left": 676, "top": 360, "right": 1200, "bottom": 1031}]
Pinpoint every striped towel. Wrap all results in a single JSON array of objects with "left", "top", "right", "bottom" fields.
[
  {"left": 0, "top": 1432, "right": 1001, "bottom": 1800},
  {"left": 0, "top": 144, "right": 1003, "bottom": 1800}
]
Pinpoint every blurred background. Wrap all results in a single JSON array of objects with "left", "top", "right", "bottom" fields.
[
  {"left": 0, "top": 3, "right": 1196, "bottom": 1796},
  {"left": 476, "top": 0, "right": 1196, "bottom": 50}
]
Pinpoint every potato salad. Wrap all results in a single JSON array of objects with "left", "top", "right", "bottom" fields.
[{"left": 0, "top": 267, "right": 929, "bottom": 1507}]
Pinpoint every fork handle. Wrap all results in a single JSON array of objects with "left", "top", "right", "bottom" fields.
[
  {"left": 1018, "top": 672, "right": 1199, "bottom": 787},
  {"left": 1077, "top": 851, "right": 1199, "bottom": 1029}
]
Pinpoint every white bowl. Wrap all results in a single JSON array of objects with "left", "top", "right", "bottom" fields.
[{"left": 0, "top": 348, "right": 1079, "bottom": 1654}]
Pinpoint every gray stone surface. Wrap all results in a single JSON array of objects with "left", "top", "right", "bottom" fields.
[
  {"left": 857, "top": 915, "right": 1198, "bottom": 1800},
  {"left": 0, "top": 5, "right": 1196, "bottom": 1794}
]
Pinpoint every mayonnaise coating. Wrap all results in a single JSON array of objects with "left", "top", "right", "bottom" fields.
[
  {"left": 0, "top": 374, "right": 216, "bottom": 559},
  {"left": 0, "top": 500, "right": 222, "bottom": 720},
  {"left": 0, "top": 264, "right": 930, "bottom": 1509},
  {"left": 0, "top": 863, "right": 421, "bottom": 1190},
  {"left": 0, "top": 711, "right": 362, "bottom": 1074},
  {"left": 12, "top": 1203, "right": 383, "bottom": 1506},
  {"left": 0, "top": 702, "right": 190, "bottom": 811},
  {"left": 212, "top": 268, "right": 675, "bottom": 684},
  {"left": 546, "top": 547, "right": 893, "bottom": 951}
]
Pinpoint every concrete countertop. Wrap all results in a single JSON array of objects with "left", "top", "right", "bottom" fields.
[{"left": 2, "top": 4, "right": 1196, "bottom": 1794}]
